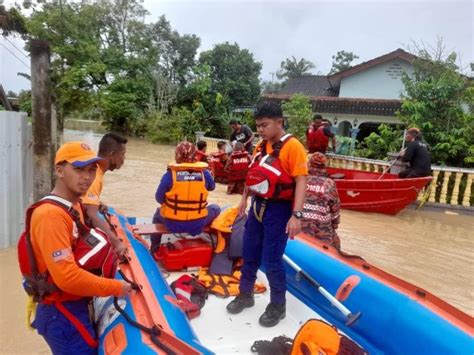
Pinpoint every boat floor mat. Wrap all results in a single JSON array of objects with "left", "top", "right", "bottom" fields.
[{"left": 209, "top": 247, "right": 234, "bottom": 275}]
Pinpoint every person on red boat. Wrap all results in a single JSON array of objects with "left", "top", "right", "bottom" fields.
[
  {"left": 398, "top": 127, "right": 432, "bottom": 178},
  {"left": 226, "top": 101, "right": 308, "bottom": 327},
  {"left": 209, "top": 140, "right": 229, "bottom": 184},
  {"left": 306, "top": 114, "right": 336, "bottom": 154},
  {"left": 195, "top": 140, "right": 209, "bottom": 163},
  {"left": 151, "top": 141, "right": 220, "bottom": 251},
  {"left": 301, "top": 153, "right": 341, "bottom": 249},
  {"left": 18, "top": 142, "right": 132, "bottom": 354},
  {"left": 225, "top": 141, "right": 251, "bottom": 195},
  {"left": 229, "top": 118, "right": 255, "bottom": 154}
]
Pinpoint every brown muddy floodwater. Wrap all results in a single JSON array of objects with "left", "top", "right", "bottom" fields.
[{"left": 1, "top": 129, "right": 472, "bottom": 354}]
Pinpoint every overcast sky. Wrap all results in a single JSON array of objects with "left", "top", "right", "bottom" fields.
[{"left": 1, "top": 0, "right": 472, "bottom": 94}]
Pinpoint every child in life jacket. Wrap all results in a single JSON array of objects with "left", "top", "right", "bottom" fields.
[
  {"left": 195, "top": 140, "right": 209, "bottom": 163},
  {"left": 225, "top": 142, "right": 251, "bottom": 195},
  {"left": 18, "top": 142, "right": 132, "bottom": 354},
  {"left": 151, "top": 142, "right": 221, "bottom": 250},
  {"left": 209, "top": 140, "right": 229, "bottom": 184}
]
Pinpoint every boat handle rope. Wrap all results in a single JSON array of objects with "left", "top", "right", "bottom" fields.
[
  {"left": 112, "top": 296, "right": 176, "bottom": 355},
  {"left": 106, "top": 212, "right": 176, "bottom": 355},
  {"left": 114, "top": 268, "right": 176, "bottom": 355},
  {"left": 283, "top": 254, "right": 362, "bottom": 327}
]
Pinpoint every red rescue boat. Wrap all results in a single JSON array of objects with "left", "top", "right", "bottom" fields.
[{"left": 326, "top": 167, "right": 432, "bottom": 215}]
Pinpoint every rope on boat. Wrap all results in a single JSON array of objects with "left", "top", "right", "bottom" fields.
[{"left": 113, "top": 297, "right": 176, "bottom": 355}]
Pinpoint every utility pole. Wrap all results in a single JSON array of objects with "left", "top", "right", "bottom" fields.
[{"left": 30, "top": 39, "right": 54, "bottom": 200}]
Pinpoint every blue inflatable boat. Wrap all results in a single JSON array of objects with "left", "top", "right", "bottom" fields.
[{"left": 96, "top": 209, "right": 473, "bottom": 354}]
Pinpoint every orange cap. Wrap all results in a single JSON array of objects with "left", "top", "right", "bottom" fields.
[{"left": 55, "top": 142, "right": 102, "bottom": 167}]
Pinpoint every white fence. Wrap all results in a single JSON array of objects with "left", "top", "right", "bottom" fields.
[{"left": 0, "top": 112, "right": 33, "bottom": 249}]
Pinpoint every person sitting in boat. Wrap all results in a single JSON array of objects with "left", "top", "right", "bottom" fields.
[
  {"left": 306, "top": 114, "right": 336, "bottom": 154},
  {"left": 225, "top": 142, "right": 251, "bottom": 195},
  {"left": 209, "top": 140, "right": 229, "bottom": 184},
  {"left": 398, "top": 127, "right": 432, "bottom": 178},
  {"left": 18, "top": 142, "right": 132, "bottom": 354},
  {"left": 151, "top": 141, "right": 220, "bottom": 249},
  {"left": 195, "top": 140, "right": 209, "bottom": 163},
  {"left": 301, "top": 152, "right": 341, "bottom": 249}
]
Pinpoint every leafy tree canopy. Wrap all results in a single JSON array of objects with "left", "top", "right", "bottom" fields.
[
  {"left": 329, "top": 50, "right": 359, "bottom": 75},
  {"left": 277, "top": 56, "right": 315, "bottom": 81}
]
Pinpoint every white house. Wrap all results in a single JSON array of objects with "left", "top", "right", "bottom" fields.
[{"left": 263, "top": 49, "right": 417, "bottom": 148}]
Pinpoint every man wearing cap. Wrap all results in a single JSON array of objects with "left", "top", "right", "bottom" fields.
[
  {"left": 27, "top": 142, "right": 132, "bottom": 354},
  {"left": 301, "top": 153, "right": 341, "bottom": 249},
  {"left": 398, "top": 128, "right": 431, "bottom": 178},
  {"left": 82, "top": 133, "right": 128, "bottom": 257}
]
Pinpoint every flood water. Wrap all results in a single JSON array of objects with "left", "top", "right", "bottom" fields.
[
  {"left": 63, "top": 129, "right": 473, "bottom": 315},
  {"left": 1, "top": 129, "right": 472, "bottom": 354}
]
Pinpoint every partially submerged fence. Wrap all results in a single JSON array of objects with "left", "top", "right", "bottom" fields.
[
  {"left": 0, "top": 112, "right": 33, "bottom": 249},
  {"left": 197, "top": 134, "right": 473, "bottom": 209}
]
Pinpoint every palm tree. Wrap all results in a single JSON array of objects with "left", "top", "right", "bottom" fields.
[{"left": 277, "top": 56, "right": 315, "bottom": 81}]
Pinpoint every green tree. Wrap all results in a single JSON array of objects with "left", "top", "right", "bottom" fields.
[
  {"left": 199, "top": 42, "right": 262, "bottom": 110},
  {"left": 18, "top": 89, "right": 32, "bottom": 115},
  {"left": 23, "top": 1, "right": 200, "bottom": 133},
  {"left": 329, "top": 50, "right": 359, "bottom": 75},
  {"left": 281, "top": 94, "right": 313, "bottom": 142},
  {"left": 397, "top": 49, "right": 473, "bottom": 167},
  {"left": 0, "top": 4, "right": 28, "bottom": 37},
  {"left": 356, "top": 124, "right": 404, "bottom": 160},
  {"left": 277, "top": 57, "right": 315, "bottom": 81}
]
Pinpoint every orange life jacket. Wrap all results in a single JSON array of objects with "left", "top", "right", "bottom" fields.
[
  {"left": 226, "top": 151, "right": 251, "bottom": 182},
  {"left": 160, "top": 162, "right": 209, "bottom": 221},
  {"left": 245, "top": 134, "right": 295, "bottom": 200},
  {"left": 197, "top": 267, "right": 266, "bottom": 298},
  {"left": 291, "top": 319, "right": 367, "bottom": 355}
]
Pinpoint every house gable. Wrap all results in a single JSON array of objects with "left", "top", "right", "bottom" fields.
[{"left": 338, "top": 58, "right": 414, "bottom": 99}]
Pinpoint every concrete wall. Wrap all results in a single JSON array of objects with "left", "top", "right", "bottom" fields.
[
  {"left": 0, "top": 112, "right": 33, "bottom": 249},
  {"left": 339, "top": 59, "right": 413, "bottom": 99}
]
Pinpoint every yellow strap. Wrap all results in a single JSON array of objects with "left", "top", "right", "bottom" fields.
[
  {"left": 214, "top": 231, "right": 226, "bottom": 253},
  {"left": 253, "top": 199, "right": 267, "bottom": 223},
  {"left": 26, "top": 295, "right": 37, "bottom": 330}
]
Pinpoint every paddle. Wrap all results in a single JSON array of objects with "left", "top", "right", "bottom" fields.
[
  {"left": 283, "top": 254, "right": 362, "bottom": 326},
  {"left": 377, "top": 156, "right": 401, "bottom": 180},
  {"left": 377, "top": 129, "right": 407, "bottom": 181}
]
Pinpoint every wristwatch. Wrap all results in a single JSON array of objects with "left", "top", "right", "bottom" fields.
[{"left": 292, "top": 211, "right": 303, "bottom": 219}]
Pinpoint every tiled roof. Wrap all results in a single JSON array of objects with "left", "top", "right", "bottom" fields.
[
  {"left": 277, "top": 75, "right": 338, "bottom": 97},
  {"left": 262, "top": 94, "right": 401, "bottom": 116}
]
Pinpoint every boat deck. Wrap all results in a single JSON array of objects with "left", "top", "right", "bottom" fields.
[{"left": 166, "top": 270, "right": 323, "bottom": 354}]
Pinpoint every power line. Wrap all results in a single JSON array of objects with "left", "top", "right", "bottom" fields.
[
  {"left": 4, "top": 37, "right": 29, "bottom": 58},
  {"left": 0, "top": 43, "right": 30, "bottom": 69}
]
